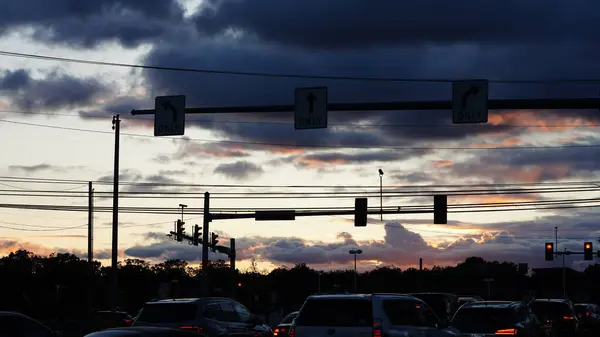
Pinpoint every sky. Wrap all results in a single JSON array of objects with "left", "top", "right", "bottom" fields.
[{"left": 0, "top": 0, "right": 600, "bottom": 272}]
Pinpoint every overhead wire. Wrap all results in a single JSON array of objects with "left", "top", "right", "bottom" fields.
[
  {"left": 1, "top": 175, "right": 600, "bottom": 190},
  {"left": 1, "top": 118, "right": 598, "bottom": 150},
  {"left": 1, "top": 108, "right": 598, "bottom": 130},
  {"left": 2, "top": 50, "right": 600, "bottom": 84}
]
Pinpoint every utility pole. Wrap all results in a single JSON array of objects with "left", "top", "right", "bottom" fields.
[
  {"left": 556, "top": 226, "right": 566, "bottom": 298},
  {"left": 111, "top": 114, "right": 121, "bottom": 310},
  {"left": 202, "top": 192, "right": 210, "bottom": 296},
  {"left": 88, "top": 181, "right": 94, "bottom": 263},
  {"left": 419, "top": 257, "right": 423, "bottom": 291},
  {"left": 378, "top": 169, "right": 384, "bottom": 221},
  {"left": 230, "top": 238, "right": 236, "bottom": 297}
]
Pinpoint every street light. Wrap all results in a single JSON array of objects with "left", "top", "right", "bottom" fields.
[
  {"left": 349, "top": 249, "right": 363, "bottom": 293},
  {"left": 378, "top": 169, "right": 384, "bottom": 221},
  {"left": 179, "top": 204, "right": 187, "bottom": 223}
]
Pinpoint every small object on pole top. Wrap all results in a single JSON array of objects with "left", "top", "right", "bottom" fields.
[{"left": 378, "top": 169, "right": 384, "bottom": 176}]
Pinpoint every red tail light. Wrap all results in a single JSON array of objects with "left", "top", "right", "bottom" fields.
[
  {"left": 562, "top": 316, "right": 574, "bottom": 320},
  {"left": 180, "top": 326, "right": 203, "bottom": 333},
  {"left": 124, "top": 319, "right": 132, "bottom": 324},
  {"left": 495, "top": 328, "right": 518, "bottom": 335},
  {"left": 288, "top": 327, "right": 295, "bottom": 337},
  {"left": 373, "top": 319, "right": 382, "bottom": 337},
  {"left": 273, "top": 327, "right": 286, "bottom": 336},
  {"left": 587, "top": 312, "right": 591, "bottom": 317}
]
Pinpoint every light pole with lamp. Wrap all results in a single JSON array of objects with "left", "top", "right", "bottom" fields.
[
  {"left": 378, "top": 169, "right": 384, "bottom": 221},
  {"left": 179, "top": 204, "right": 187, "bottom": 223},
  {"left": 349, "top": 249, "right": 362, "bottom": 293}
]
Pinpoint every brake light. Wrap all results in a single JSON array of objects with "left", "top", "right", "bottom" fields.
[
  {"left": 373, "top": 319, "right": 382, "bottom": 337},
  {"left": 562, "top": 316, "right": 574, "bottom": 320},
  {"left": 495, "top": 328, "right": 517, "bottom": 335},
  {"left": 273, "top": 328, "right": 286, "bottom": 336},
  {"left": 288, "top": 327, "right": 295, "bottom": 337},
  {"left": 587, "top": 312, "right": 591, "bottom": 317},
  {"left": 124, "top": 319, "right": 132, "bottom": 324},
  {"left": 180, "top": 325, "right": 203, "bottom": 333}
]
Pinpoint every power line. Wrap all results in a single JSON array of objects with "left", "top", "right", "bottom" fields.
[
  {"left": 1, "top": 108, "right": 598, "bottom": 130},
  {"left": 0, "top": 186, "right": 598, "bottom": 199},
  {"left": 2, "top": 50, "right": 600, "bottom": 84},
  {"left": 2, "top": 118, "right": 598, "bottom": 150},
  {"left": 1, "top": 175, "right": 600, "bottom": 190}
]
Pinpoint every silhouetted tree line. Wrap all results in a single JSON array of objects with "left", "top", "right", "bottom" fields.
[{"left": 2, "top": 250, "right": 600, "bottom": 324}]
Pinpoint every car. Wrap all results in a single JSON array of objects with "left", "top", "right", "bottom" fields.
[
  {"left": 451, "top": 301, "right": 550, "bottom": 336},
  {"left": 85, "top": 327, "right": 202, "bottom": 337},
  {"left": 575, "top": 303, "right": 600, "bottom": 336},
  {"left": 0, "top": 311, "right": 59, "bottom": 337},
  {"left": 529, "top": 299, "right": 580, "bottom": 337},
  {"left": 92, "top": 311, "right": 134, "bottom": 331},
  {"left": 290, "top": 293, "right": 459, "bottom": 337},
  {"left": 133, "top": 297, "right": 265, "bottom": 337},
  {"left": 273, "top": 311, "right": 298, "bottom": 337}
]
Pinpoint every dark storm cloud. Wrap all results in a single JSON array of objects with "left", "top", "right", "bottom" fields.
[
  {"left": 269, "top": 150, "right": 430, "bottom": 169},
  {"left": 0, "top": 0, "right": 188, "bottom": 48},
  {"left": 214, "top": 161, "right": 264, "bottom": 180},
  {"left": 195, "top": 0, "right": 600, "bottom": 50},
  {"left": 0, "top": 69, "right": 111, "bottom": 111}
]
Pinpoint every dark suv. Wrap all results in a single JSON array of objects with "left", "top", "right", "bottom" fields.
[
  {"left": 451, "top": 301, "right": 549, "bottom": 336},
  {"left": 133, "top": 298, "right": 266, "bottom": 337},
  {"left": 529, "top": 299, "right": 580, "bottom": 337}
]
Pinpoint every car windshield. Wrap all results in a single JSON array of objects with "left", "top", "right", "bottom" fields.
[
  {"left": 530, "top": 302, "right": 572, "bottom": 321},
  {"left": 452, "top": 308, "right": 516, "bottom": 334},
  {"left": 295, "top": 298, "right": 373, "bottom": 327},
  {"left": 137, "top": 303, "right": 198, "bottom": 323},
  {"left": 280, "top": 312, "right": 298, "bottom": 325}
]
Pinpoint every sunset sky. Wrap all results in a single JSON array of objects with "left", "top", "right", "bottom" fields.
[{"left": 1, "top": 0, "right": 600, "bottom": 272}]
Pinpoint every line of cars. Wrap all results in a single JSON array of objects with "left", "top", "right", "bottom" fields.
[{"left": 272, "top": 293, "right": 600, "bottom": 337}]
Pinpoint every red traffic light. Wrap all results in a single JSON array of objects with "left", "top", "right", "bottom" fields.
[
  {"left": 546, "top": 244, "right": 553, "bottom": 250},
  {"left": 585, "top": 243, "right": 591, "bottom": 249},
  {"left": 237, "top": 282, "right": 242, "bottom": 287}
]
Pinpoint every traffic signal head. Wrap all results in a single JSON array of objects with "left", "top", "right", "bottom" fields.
[
  {"left": 545, "top": 242, "right": 554, "bottom": 261},
  {"left": 584, "top": 242, "right": 593, "bottom": 260},
  {"left": 433, "top": 195, "right": 447, "bottom": 225},
  {"left": 192, "top": 225, "right": 201, "bottom": 246},
  {"left": 354, "top": 198, "right": 368, "bottom": 227},
  {"left": 211, "top": 232, "right": 219, "bottom": 246},
  {"left": 176, "top": 220, "right": 185, "bottom": 242},
  {"left": 237, "top": 282, "right": 242, "bottom": 287}
]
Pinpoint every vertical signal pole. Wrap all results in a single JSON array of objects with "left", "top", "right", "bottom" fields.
[
  {"left": 111, "top": 114, "right": 121, "bottom": 310},
  {"left": 230, "top": 238, "right": 236, "bottom": 298},
  {"left": 202, "top": 192, "right": 210, "bottom": 296},
  {"left": 88, "top": 181, "right": 94, "bottom": 263}
]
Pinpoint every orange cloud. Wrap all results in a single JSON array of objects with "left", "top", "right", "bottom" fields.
[
  {"left": 471, "top": 136, "right": 523, "bottom": 148},
  {"left": 489, "top": 110, "right": 598, "bottom": 132},
  {"left": 294, "top": 156, "right": 348, "bottom": 169},
  {"left": 451, "top": 194, "right": 540, "bottom": 205},
  {"left": 462, "top": 164, "right": 571, "bottom": 183},
  {"left": 433, "top": 160, "right": 455, "bottom": 168}
]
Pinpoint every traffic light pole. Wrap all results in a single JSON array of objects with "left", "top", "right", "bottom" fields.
[{"left": 202, "top": 192, "right": 210, "bottom": 296}]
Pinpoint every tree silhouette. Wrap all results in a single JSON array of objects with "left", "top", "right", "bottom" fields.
[{"left": 0, "top": 248, "right": 597, "bottom": 334}]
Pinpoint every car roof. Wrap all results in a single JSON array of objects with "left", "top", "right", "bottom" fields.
[
  {"left": 146, "top": 297, "right": 231, "bottom": 304},
  {"left": 530, "top": 299, "right": 570, "bottom": 304},
  {"left": 462, "top": 301, "right": 521, "bottom": 309},
  {"left": 307, "top": 293, "right": 418, "bottom": 301},
  {"left": 85, "top": 327, "right": 200, "bottom": 337}
]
